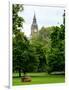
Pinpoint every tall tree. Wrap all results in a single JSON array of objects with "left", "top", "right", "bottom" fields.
[
  {"left": 13, "top": 31, "right": 39, "bottom": 76},
  {"left": 13, "top": 4, "right": 39, "bottom": 77},
  {"left": 12, "top": 4, "right": 24, "bottom": 77},
  {"left": 30, "top": 26, "right": 52, "bottom": 72},
  {"left": 47, "top": 25, "right": 65, "bottom": 73}
]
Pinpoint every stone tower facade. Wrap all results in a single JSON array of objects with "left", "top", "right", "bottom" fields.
[{"left": 31, "top": 13, "right": 38, "bottom": 37}]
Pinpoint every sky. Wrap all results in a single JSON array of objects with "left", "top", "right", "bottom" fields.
[{"left": 19, "top": 5, "right": 64, "bottom": 37}]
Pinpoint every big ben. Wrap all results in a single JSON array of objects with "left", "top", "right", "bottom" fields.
[{"left": 31, "top": 13, "right": 38, "bottom": 37}]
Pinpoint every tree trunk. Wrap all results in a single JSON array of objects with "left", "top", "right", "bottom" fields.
[
  {"left": 23, "top": 70, "right": 26, "bottom": 77},
  {"left": 19, "top": 69, "right": 21, "bottom": 77},
  {"left": 24, "top": 72, "right": 26, "bottom": 77}
]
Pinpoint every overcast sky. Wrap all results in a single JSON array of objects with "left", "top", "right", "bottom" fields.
[{"left": 19, "top": 5, "right": 64, "bottom": 37}]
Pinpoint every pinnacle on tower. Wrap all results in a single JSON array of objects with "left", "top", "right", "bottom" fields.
[
  {"left": 31, "top": 13, "right": 38, "bottom": 37},
  {"left": 63, "top": 10, "right": 65, "bottom": 25}
]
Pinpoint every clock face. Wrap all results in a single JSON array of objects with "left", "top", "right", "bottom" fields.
[{"left": 34, "top": 29, "right": 37, "bottom": 32}]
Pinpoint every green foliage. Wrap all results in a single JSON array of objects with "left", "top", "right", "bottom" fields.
[
  {"left": 13, "top": 4, "right": 39, "bottom": 76},
  {"left": 12, "top": 4, "right": 65, "bottom": 77},
  {"left": 13, "top": 32, "right": 28, "bottom": 72},
  {"left": 12, "top": 4, "right": 24, "bottom": 76},
  {"left": 30, "top": 25, "right": 65, "bottom": 73},
  {"left": 30, "top": 27, "right": 51, "bottom": 72},
  {"left": 12, "top": 4, "right": 24, "bottom": 35},
  {"left": 47, "top": 25, "right": 65, "bottom": 73},
  {"left": 21, "top": 45, "right": 39, "bottom": 73},
  {"left": 13, "top": 31, "right": 39, "bottom": 75}
]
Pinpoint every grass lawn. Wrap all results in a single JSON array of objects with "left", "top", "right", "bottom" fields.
[{"left": 13, "top": 72, "right": 65, "bottom": 86}]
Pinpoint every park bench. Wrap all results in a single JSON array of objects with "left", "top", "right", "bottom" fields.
[{"left": 21, "top": 76, "right": 32, "bottom": 82}]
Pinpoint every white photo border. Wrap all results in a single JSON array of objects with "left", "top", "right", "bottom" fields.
[{"left": 9, "top": 0, "right": 68, "bottom": 90}]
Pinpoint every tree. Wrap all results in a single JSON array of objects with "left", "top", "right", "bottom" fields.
[
  {"left": 32, "top": 25, "right": 65, "bottom": 74},
  {"left": 47, "top": 25, "right": 65, "bottom": 74},
  {"left": 30, "top": 26, "right": 52, "bottom": 72},
  {"left": 12, "top": 4, "right": 24, "bottom": 77},
  {"left": 13, "top": 4, "right": 39, "bottom": 77},
  {"left": 13, "top": 32, "right": 28, "bottom": 77},
  {"left": 13, "top": 32, "right": 39, "bottom": 76},
  {"left": 12, "top": 4, "right": 24, "bottom": 35},
  {"left": 21, "top": 44, "right": 39, "bottom": 75}
]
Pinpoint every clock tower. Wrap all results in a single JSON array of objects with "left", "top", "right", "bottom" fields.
[{"left": 31, "top": 13, "right": 38, "bottom": 37}]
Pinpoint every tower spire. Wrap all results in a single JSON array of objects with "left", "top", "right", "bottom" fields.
[
  {"left": 31, "top": 13, "right": 38, "bottom": 37},
  {"left": 33, "top": 12, "right": 37, "bottom": 23},
  {"left": 63, "top": 10, "right": 65, "bottom": 26}
]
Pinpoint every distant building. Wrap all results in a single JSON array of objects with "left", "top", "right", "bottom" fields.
[
  {"left": 31, "top": 13, "right": 38, "bottom": 37},
  {"left": 63, "top": 10, "right": 65, "bottom": 26}
]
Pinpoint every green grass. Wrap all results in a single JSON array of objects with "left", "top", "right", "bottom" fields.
[{"left": 13, "top": 72, "right": 65, "bottom": 86}]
